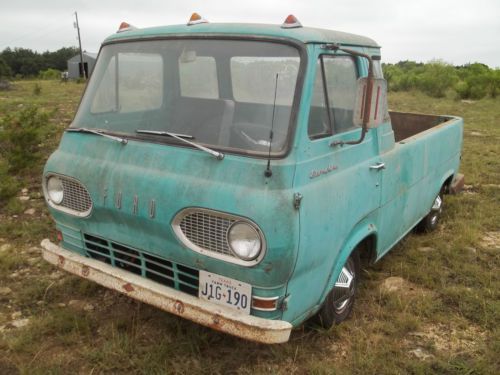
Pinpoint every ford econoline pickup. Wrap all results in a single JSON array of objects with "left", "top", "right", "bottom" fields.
[{"left": 41, "top": 14, "right": 464, "bottom": 344}]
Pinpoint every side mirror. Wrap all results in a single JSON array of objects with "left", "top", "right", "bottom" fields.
[{"left": 353, "top": 77, "right": 388, "bottom": 128}]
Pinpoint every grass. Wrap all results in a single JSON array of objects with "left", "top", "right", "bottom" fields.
[{"left": 0, "top": 81, "right": 499, "bottom": 374}]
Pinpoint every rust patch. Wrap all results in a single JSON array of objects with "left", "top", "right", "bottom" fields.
[
  {"left": 58, "top": 255, "right": 65, "bottom": 266},
  {"left": 174, "top": 300, "right": 185, "bottom": 314},
  {"left": 212, "top": 314, "right": 220, "bottom": 326},
  {"left": 81, "top": 265, "right": 90, "bottom": 277},
  {"left": 122, "top": 283, "right": 134, "bottom": 292},
  {"left": 263, "top": 263, "right": 273, "bottom": 273}
]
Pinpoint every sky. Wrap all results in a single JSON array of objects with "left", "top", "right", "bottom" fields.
[{"left": 0, "top": 0, "right": 498, "bottom": 67}]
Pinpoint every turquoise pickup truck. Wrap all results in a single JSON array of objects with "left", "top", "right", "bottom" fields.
[{"left": 41, "top": 14, "right": 464, "bottom": 344}]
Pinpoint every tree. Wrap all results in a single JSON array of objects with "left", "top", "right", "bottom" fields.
[
  {"left": 0, "top": 46, "right": 79, "bottom": 77},
  {"left": 0, "top": 57, "right": 12, "bottom": 78}
]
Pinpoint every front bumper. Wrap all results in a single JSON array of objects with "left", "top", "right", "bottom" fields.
[{"left": 41, "top": 239, "right": 292, "bottom": 344}]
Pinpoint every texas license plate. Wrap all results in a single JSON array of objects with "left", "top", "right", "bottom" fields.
[{"left": 199, "top": 271, "right": 252, "bottom": 314}]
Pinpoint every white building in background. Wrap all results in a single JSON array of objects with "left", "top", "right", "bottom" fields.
[{"left": 67, "top": 52, "right": 97, "bottom": 79}]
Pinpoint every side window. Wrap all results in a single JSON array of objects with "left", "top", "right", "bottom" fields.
[
  {"left": 372, "top": 58, "right": 390, "bottom": 122},
  {"left": 372, "top": 59, "right": 384, "bottom": 78},
  {"left": 179, "top": 56, "right": 219, "bottom": 99},
  {"left": 323, "top": 56, "right": 358, "bottom": 133},
  {"left": 307, "top": 55, "right": 359, "bottom": 139},
  {"left": 307, "top": 59, "right": 332, "bottom": 139}
]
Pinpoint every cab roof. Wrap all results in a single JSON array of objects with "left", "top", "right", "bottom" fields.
[{"left": 104, "top": 23, "right": 380, "bottom": 48}]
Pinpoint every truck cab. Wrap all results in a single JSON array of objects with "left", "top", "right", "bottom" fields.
[{"left": 41, "top": 15, "right": 464, "bottom": 343}]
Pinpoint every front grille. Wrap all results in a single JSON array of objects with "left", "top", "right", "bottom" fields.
[
  {"left": 83, "top": 234, "right": 199, "bottom": 296},
  {"left": 60, "top": 177, "right": 92, "bottom": 213},
  {"left": 179, "top": 211, "right": 236, "bottom": 256}
]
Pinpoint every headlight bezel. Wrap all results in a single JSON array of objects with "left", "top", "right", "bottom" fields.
[
  {"left": 42, "top": 173, "right": 93, "bottom": 217},
  {"left": 172, "top": 208, "right": 267, "bottom": 267}
]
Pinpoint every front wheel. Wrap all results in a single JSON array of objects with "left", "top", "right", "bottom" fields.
[
  {"left": 417, "top": 193, "right": 443, "bottom": 233},
  {"left": 315, "top": 250, "right": 360, "bottom": 328}
]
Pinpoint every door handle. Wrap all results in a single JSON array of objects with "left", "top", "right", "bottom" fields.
[{"left": 369, "top": 162, "right": 385, "bottom": 170}]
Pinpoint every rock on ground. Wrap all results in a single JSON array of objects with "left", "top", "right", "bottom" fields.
[
  {"left": 11, "top": 318, "right": 30, "bottom": 328},
  {"left": 24, "top": 208, "right": 36, "bottom": 215},
  {"left": 407, "top": 323, "right": 485, "bottom": 356},
  {"left": 408, "top": 348, "right": 434, "bottom": 360},
  {"left": 0, "top": 287, "right": 12, "bottom": 296},
  {"left": 480, "top": 232, "right": 500, "bottom": 249},
  {"left": 0, "top": 244, "right": 11, "bottom": 253},
  {"left": 379, "top": 276, "right": 431, "bottom": 297}
]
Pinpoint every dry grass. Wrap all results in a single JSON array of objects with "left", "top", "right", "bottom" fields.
[{"left": 0, "top": 82, "right": 499, "bottom": 374}]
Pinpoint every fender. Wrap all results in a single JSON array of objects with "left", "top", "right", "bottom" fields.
[
  {"left": 320, "top": 215, "right": 378, "bottom": 304},
  {"left": 439, "top": 169, "right": 455, "bottom": 193}
]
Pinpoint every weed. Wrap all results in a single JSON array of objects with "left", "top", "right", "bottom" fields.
[
  {"left": 39, "top": 68, "right": 61, "bottom": 80},
  {"left": 0, "top": 157, "right": 19, "bottom": 206},
  {"left": 33, "top": 82, "right": 41, "bottom": 95}
]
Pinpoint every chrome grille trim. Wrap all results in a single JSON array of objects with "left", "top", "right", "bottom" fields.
[
  {"left": 43, "top": 174, "right": 93, "bottom": 217},
  {"left": 172, "top": 208, "right": 266, "bottom": 267}
]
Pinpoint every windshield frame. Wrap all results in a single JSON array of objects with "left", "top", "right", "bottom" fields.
[{"left": 69, "top": 35, "right": 307, "bottom": 159}]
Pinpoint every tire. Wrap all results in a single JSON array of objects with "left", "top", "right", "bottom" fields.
[
  {"left": 417, "top": 192, "right": 443, "bottom": 233},
  {"left": 315, "top": 250, "right": 360, "bottom": 328}
]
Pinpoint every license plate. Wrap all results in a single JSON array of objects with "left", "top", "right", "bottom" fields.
[{"left": 199, "top": 271, "right": 252, "bottom": 314}]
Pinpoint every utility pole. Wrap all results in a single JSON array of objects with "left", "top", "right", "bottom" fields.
[{"left": 74, "top": 12, "right": 86, "bottom": 79}]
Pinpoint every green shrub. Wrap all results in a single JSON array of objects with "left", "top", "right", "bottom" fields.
[
  {"left": 383, "top": 61, "right": 497, "bottom": 99},
  {"left": 39, "top": 68, "right": 61, "bottom": 80},
  {"left": 0, "top": 57, "right": 12, "bottom": 78},
  {"left": 33, "top": 83, "right": 42, "bottom": 95},
  {"left": 455, "top": 63, "right": 491, "bottom": 99},
  {"left": 0, "top": 157, "right": 19, "bottom": 206},
  {"left": 0, "top": 106, "right": 50, "bottom": 173},
  {"left": 416, "top": 60, "right": 458, "bottom": 98}
]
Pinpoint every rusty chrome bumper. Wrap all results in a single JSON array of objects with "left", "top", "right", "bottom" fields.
[{"left": 41, "top": 239, "right": 292, "bottom": 344}]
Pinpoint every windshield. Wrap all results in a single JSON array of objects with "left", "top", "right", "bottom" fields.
[{"left": 72, "top": 39, "right": 301, "bottom": 156}]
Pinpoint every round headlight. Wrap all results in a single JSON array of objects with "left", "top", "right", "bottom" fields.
[
  {"left": 228, "top": 222, "right": 262, "bottom": 261},
  {"left": 47, "top": 176, "right": 64, "bottom": 204}
]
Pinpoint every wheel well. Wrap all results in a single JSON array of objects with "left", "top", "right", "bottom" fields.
[
  {"left": 357, "top": 234, "right": 377, "bottom": 267},
  {"left": 443, "top": 174, "right": 454, "bottom": 194}
]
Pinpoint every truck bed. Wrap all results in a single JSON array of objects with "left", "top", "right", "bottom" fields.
[{"left": 389, "top": 111, "right": 452, "bottom": 142}]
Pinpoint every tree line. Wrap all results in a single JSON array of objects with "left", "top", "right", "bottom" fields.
[
  {"left": 383, "top": 60, "right": 500, "bottom": 99},
  {"left": 0, "top": 47, "right": 79, "bottom": 79}
]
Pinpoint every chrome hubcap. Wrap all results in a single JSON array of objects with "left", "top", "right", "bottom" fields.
[
  {"left": 432, "top": 195, "right": 442, "bottom": 211},
  {"left": 430, "top": 195, "right": 442, "bottom": 226},
  {"left": 333, "top": 258, "right": 356, "bottom": 313}
]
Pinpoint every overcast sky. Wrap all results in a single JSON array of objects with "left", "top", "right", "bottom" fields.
[{"left": 0, "top": 0, "right": 498, "bottom": 67}]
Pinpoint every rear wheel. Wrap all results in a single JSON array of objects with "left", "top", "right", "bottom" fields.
[
  {"left": 417, "top": 192, "right": 443, "bottom": 233},
  {"left": 316, "top": 250, "right": 360, "bottom": 328}
]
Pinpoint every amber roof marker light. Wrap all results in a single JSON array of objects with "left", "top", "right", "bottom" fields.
[
  {"left": 117, "top": 22, "right": 137, "bottom": 33},
  {"left": 281, "top": 14, "right": 302, "bottom": 29},
  {"left": 187, "top": 13, "right": 209, "bottom": 26}
]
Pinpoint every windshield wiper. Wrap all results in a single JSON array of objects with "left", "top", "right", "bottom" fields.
[
  {"left": 136, "top": 129, "right": 224, "bottom": 161},
  {"left": 67, "top": 128, "right": 128, "bottom": 145}
]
